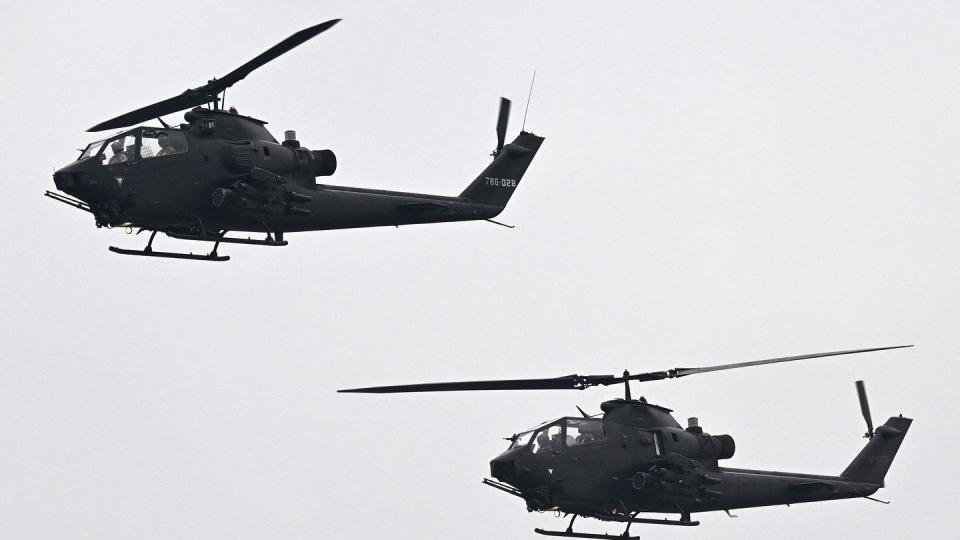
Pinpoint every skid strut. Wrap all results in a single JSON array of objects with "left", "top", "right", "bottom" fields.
[{"left": 166, "top": 230, "right": 288, "bottom": 247}]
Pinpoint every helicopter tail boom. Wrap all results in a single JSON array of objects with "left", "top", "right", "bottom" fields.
[
  {"left": 841, "top": 415, "right": 912, "bottom": 486},
  {"left": 459, "top": 131, "right": 544, "bottom": 210}
]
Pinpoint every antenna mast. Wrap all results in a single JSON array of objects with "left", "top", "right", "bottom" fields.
[{"left": 521, "top": 70, "right": 536, "bottom": 132}]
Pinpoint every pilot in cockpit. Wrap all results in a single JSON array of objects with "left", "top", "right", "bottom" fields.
[
  {"left": 157, "top": 132, "right": 185, "bottom": 156},
  {"left": 156, "top": 132, "right": 175, "bottom": 156},
  {"left": 534, "top": 431, "right": 551, "bottom": 454},
  {"left": 549, "top": 431, "right": 564, "bottom": 452},
  {"left": 107, "top": 140, "right": 128, "bottom": 164},
  {"left": 577, "top": 421, "right": 603, "bottom": 444}
]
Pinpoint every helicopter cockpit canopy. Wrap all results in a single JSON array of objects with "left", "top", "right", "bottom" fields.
[
  {"left": 508, "top": 417, "right": 607, "bottom": 452},
  {"left": 77, "top": 128, "right": 188, "bottom": 163}
]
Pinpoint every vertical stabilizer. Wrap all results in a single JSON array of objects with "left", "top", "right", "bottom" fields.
[
  {"left": 841, "top": 416, "right": 912, "bottom": 486},
  {"left": 459, "top": 132, "right": 544, "bottom": 210}
]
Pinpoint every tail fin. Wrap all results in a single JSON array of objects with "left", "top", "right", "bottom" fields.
[
  {"left": 841, "top": 416, "right": 912, "bottom": 486},
  {"left": 459, "top": 131, "right": 544, "bottom": 209}
]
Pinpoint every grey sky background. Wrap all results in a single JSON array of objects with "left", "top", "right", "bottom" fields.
[{"left": 1, "top": 1, "right": 957, "bottom": 538}]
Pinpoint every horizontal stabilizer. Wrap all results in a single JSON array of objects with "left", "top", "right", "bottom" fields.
[
  {"left": 398, "top": 201, "right": 450, "bottom": 213},
  {"left": 788, "top": 480, "right": 835, "bottom": 491}
]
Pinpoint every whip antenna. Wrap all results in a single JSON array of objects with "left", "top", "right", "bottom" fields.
[{"left": 521, "top": 70, "right": 536, "bottom": 132}]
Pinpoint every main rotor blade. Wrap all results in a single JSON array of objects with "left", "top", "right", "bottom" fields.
[
  {"left": 338, "top": 374, "right": 620, "bottom": 394},
  {"left": 216, "top": 19, "right": 341, "bottom": 89},
  {"left": 89, "top": 91, "right": 216, "bottom": 132},
  {"left": 339, "top": 345, "right": 911, "bottom": 395},
  {"left": 88, "top": 19, "right": 340, "bottom": 132},
  {"left": 662, "top": 345, "right": 911, "bottom": 379}
]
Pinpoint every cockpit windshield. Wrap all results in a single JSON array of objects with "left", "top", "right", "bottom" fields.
[
  {"left": 79, "top": 139, "right": 106, "bottom": 160},
  {"left": 509, "top": 431, "right": 534, "bottom": 449}
]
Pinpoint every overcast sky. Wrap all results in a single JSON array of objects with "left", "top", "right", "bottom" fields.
[{"left": 1, "top": 1, "right": 958, "bottom": 538}]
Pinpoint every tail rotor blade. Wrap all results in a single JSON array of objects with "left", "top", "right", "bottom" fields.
[
  {"left": 495, "top": 97, "right": 511, "bottom": 155},
  {"left": 856, "top": 380, "right": 875, "bottom": 438}
]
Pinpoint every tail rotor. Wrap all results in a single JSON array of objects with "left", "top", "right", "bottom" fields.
[
  {"left": 856, "top": 380, "right": 875, "bottom": 439},
  {"left": 492, "top": 97, "right": 511, "bottom": 157}
]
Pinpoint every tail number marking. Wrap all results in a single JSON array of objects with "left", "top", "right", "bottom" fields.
[{"left": 484, "top": 177, "right": 517, "bottom": 188}]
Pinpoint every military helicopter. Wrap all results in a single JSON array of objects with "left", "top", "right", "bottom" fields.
[
  {"left": 46, "top": 20, "right": 544, "bottom": 261},
  {"left": 340, "top": 345, "right": 912, "bottom": 539}
]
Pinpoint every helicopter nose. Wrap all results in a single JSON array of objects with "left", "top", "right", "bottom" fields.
[
  {"left": 54, "top": 158, "right": 99, "bottom": 197},
  {"left": 490, "top": 456, "right": 516, "bottom": 483},
  {"left": 53, "top": 169, "right": 83, "bottom": 196}
]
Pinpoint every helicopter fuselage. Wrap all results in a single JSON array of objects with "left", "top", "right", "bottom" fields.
[
  {"left": 489, "top": 400, "right": 910, "bottom": 521},
  {"left": 53, "top": 109, "right": 520, "bottom": 238}
]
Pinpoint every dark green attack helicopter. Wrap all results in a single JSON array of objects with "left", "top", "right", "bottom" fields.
[
  {"left": 340, "top": 345, "right": 912, "bottom": 539},
  {"left": 47, "top": 20, "right": 544, "bottom": 261}
]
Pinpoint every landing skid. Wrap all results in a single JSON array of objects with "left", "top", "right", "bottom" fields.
[
  {"left": 109, "top": 246, "right": 229, "bottom": 262},
  {"left": 109, "top": 230, "right": 229, "bottom": 262},
  {"left": 535, "top": 511, "right": 698, "bottom": 539},
  {"left": 534, "top": 528, "right": 637, "bottom": 540}
]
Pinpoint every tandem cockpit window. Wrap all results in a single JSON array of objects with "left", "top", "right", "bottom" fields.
[
  {"left": 78, "top": 129, "right": 187, "bottom": 163},
  {"left": 531, "top": 424, "right": 563, "bottom": 454},
  {"left": 509, "top": 419, "right": 606, "bottom": 452},
  {"left": 140, "top": 129, "right": 187, "bottom": 159},
  {"left": 565, "top": 418, "right": 605, "bottom": 447}
]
